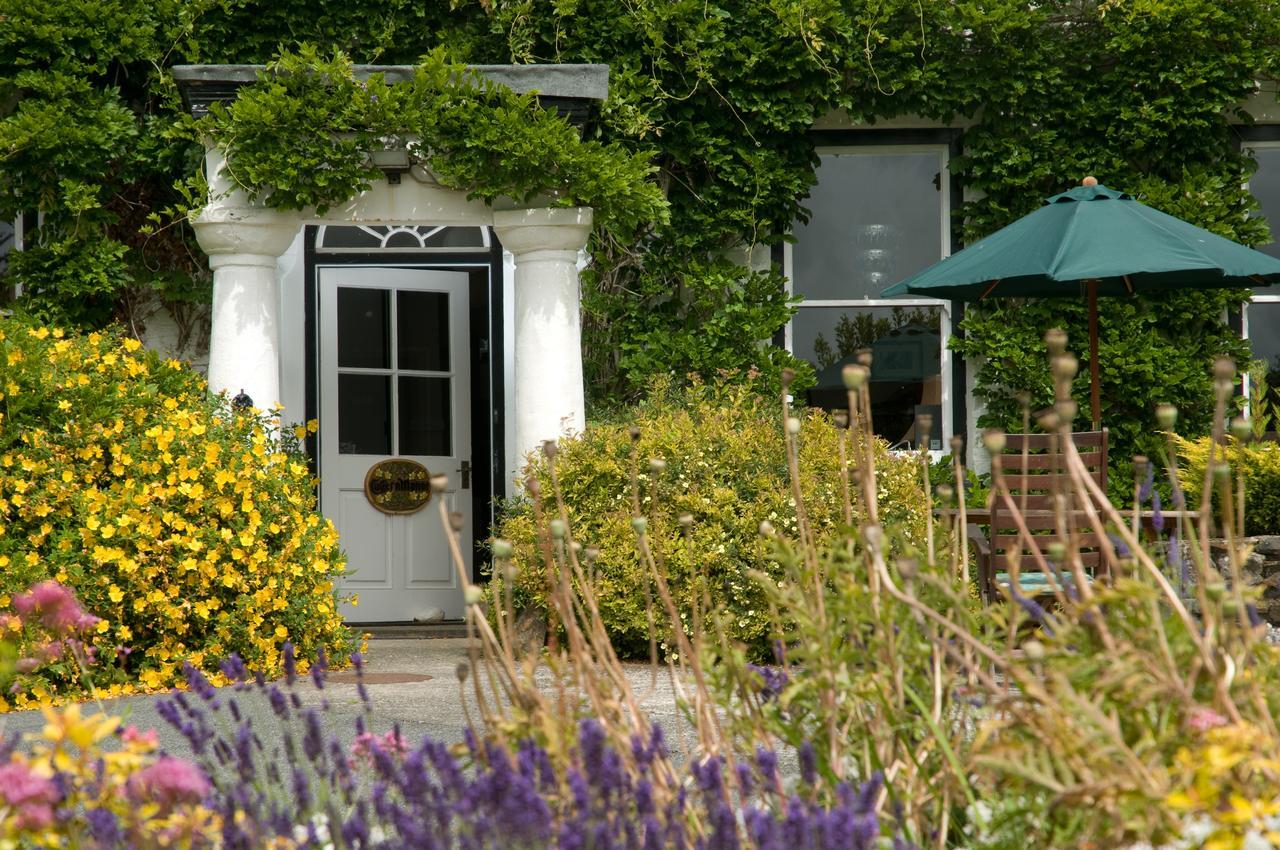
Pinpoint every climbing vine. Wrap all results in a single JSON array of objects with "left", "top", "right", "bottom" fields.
[
  {"left": 203, "top": 48, "right": 667, "bottom": 237},
  {"left": 3, "top": 0, "right": 1280, "bottom": 418}
]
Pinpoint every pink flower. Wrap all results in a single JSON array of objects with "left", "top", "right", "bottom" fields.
[
  {"left": 350, "top": 729, "right": 410, "bottom": 764},
  {"left": 12, "top": 581, "right": 99, "bottom": 636},
  {"left": 0, "top": 762, "right": 58, "bottom": 829},
  {"left": 127, "top": 757, "right": 210, "bottom": 808},
  {"left": 121, "top": 726, "right": 159, "bottom": 749},
  {"left": 1187, "top": 706, "right": 1229, "bottom": 733}
]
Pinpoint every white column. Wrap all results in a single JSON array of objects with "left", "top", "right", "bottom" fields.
[
  {"left": 492, "top": 207, "right": 593, "bottom": 468},
  {"left": 191, "top": 148, "right": 300, "bottom": 411}
]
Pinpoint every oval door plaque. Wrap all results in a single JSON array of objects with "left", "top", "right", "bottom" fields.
[{"left": 364, "top": 459, "right": 433, "bottom": 515}]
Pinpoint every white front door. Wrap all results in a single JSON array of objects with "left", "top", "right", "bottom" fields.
[{"left": 319, "top": 267, "right": 472, "bottom": 622}]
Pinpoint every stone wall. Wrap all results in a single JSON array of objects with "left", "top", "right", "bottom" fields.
[{"left": 1209, "top": 536, "right": 1280, "bottom": 625}]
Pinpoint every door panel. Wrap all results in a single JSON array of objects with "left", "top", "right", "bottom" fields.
[{"left": 319, "top": 267, "right": 471, "bottom": 622}]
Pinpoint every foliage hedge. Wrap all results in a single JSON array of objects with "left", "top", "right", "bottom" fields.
[
  {"left": 1174, "top": 434, "right": 1280, "bottom": 537},
  {"left": 493, "top": 379, "right": 929, "bottom": 658},
  {"left": 0, "top": 319, "right": 354, "bottom": 708}
]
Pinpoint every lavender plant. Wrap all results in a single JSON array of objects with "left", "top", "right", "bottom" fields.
[{"left": 158, "top": 644, "right": 889, "bottom": 850}]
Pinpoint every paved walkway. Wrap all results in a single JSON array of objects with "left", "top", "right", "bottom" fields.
[{"left": 0, "top": 639, "right": 699, "bottom": 759}]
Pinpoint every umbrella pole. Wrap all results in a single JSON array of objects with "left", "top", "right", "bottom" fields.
[{"left": 1088, "top": 279, "right": 1101, "bottom": 429}]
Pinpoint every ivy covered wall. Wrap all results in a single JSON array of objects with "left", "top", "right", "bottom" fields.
[{"left": 2, "top": 0, "right": 1279, "bottom": 450}]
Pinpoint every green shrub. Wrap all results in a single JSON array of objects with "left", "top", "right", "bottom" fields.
[
  {"left": 493, "top": 378, "right": 929, "bottom": 658},
  {"left": 1174, "top": 434, "right": 1280, "bottom": 536},
  {"left": 0, "top": 319, "right": 355, "bottom": 707}
]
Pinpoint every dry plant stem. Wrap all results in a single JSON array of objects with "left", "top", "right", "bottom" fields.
[
  {"left": 920, "top": 450, "right": 935, "bottom": 566},
  {"left": 952, "top": 453, "right": 970, "bottom": 588},
  {"left": 837, "top": 424, "right": 853, "bottom": 530},
  {"left": 1064, "top": 442, "right": 1218, "bottom": 676},
  {"left": 781, "top": 389, "right": 818, "bottom": 569}
]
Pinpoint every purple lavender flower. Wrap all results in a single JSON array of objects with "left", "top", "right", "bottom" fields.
[
  {"left": 799, "top": 741, "right": 817, "bottom": 786},
  {"left": 747, "top": 663, "right": 789, "bottom": 700},
  {"left": 85, "top": 807, "right": 120, "bottom": 848},
  {"left": 282, "top": 642, "right": 296, "bottom": 686},
  {"left": 1152, "top": 488, "right": 1164, "bottom": 533}
]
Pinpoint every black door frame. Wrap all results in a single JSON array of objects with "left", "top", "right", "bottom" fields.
[{"left": 302, "top": 226, "right": 505, "bottom": 584}]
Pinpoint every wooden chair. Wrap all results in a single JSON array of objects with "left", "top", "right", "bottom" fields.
[{"left": 973, "top": 429, "right": 1110, "bottom": 602}]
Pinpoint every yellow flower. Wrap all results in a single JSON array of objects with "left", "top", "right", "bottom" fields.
[{"left": 41, "top": 704, "right": 120, "bottom": 750}]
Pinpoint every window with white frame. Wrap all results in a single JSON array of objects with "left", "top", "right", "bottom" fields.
[
  {"left": 785, "top": 145, "right": 952, "bottom": 450},
  {"left": 1245, "top": 141, "right": 1280, "bottom": 393}
]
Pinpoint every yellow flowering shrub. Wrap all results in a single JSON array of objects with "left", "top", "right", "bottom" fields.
[
  {"left": 0, "top": 319, "right": 354, "bottom": 707},
  {"left": 1175, "top": 434, "right": 1280, "bottom": 536},
  {"left": 493, "top": 377, "right": 929, "bottom": 657}
]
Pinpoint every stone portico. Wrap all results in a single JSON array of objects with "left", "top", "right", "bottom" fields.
[{"left": 174, "top": 64, "right": 607, "bottom": 621}]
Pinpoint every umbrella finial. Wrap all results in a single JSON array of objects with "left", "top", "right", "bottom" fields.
[{"left": 1082, "top": 175, "right": 1099, "bottom": 187}]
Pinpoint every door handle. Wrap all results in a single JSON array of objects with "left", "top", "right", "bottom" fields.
[{"left": 460, "top": 461, "right": 471, "bottom": 490}]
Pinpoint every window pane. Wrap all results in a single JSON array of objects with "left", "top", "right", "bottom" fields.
[
  {"left": 320, "top": 226, "right": 384, "bottom": 250},
  {"left": 397, "top": 291, "right": 450, "bottom": 371},
  {"left": 795, "top": 305, "right": 943, "bottom": 449},
  {"left": 792, "top": 151, "right": 945, "bottom": 300},
  {"left": 0, "top": 219, "right": 12, "bottom": 276},
  {"left": 337, "top": 287, "right": 390, "bottom": 368},
  {"left": 338, "top": 374, "right": 391, "bottom": 455},
  {"left": 399, "top": 376, "right": 451, "bottom": 456},
  {"left": 1251, "top": 147, "right": 1280, "bottom": 260},
  {"left": 422, "top": 227, "right": 486, "bottom": 248}
]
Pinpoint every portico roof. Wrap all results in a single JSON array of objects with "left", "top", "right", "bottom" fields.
[{"left": 171, "top": 64, "right": 610, "bottom": 123}]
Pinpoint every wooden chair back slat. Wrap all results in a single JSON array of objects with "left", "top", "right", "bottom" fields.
[{"left": 981, "top": 429, "right": 1111, "bottom": 601}]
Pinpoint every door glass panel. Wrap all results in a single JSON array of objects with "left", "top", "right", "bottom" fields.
[
  {"left": 338, "top": 374, "right": 391, "bottom": 454},
  {"left": 792, "top": 152, "right": 944, "bottom": 300},
  {"left": 337, "top": 288, "right": 390, "bottom": 368},
  {"left": 399, "top": 376, "right": 451, "bottom": 456},
  {"left": 397, "top": 291, "right": 450, "bottom": 371},
  {"left": 794, "top": 305, "right": 943, "bottom": 449}
]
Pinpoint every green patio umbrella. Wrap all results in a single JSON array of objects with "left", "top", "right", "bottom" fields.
[{"left": 880, "top": 178, "right": 1280, "bottom": 428}]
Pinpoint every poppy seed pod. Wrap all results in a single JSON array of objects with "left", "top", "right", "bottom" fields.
[
  {"left": 541, "top": 440, "right": 558, "bottom": 459},
  {"left": 1213, "top": 356, "right": 1237, "bottom": 381},
  {"left": 785, "top": 417, "right": 802, "bottom": 435},
  {"left": 833, "top": 411, "right": 849, "bottom": 429},
  {"left": 1044, "top": 328, "right": 1068, "bottom": 355},
  {"left": 678, "top": 513, "right": 694, "bottom": 529},
  {"left": 1051, "top": 354, "right": 1079, "bottom": 381},
  {"left": 524, "top": 476, "right": 541, "bottom": 497},
  {"left": 780, "top": 367, "right": 795, "bottom": 388},
  {"left": 464, "top": 585, "right": 484, "bottom": 606},
  {"left": 950, "top": 435, "right": 964, "bottom": 454},
  {"left": 856, "top": 348, "right": 873, "bottom": 367},
  {"left": 758, "top": 520, "right": 775, "bottom": 537},
  {"left": 455, "top": 661, "right": 470, "bottom": 682},
  {"left": 631, "top": 516, "right": 647, "bottom": 536},
  {"left": 935, "top": 483, "right": 954, "bottom": 502},
  {"left": 1035, "top": 408, "right": 1061, "bottom": 432},
  {"left": 1046, "top": 541, "right": 1066, "bottom": 561},
  {"left": 491, "top": 539, "right": 513, "bottom": 559},
  {"left": 1212, "top": 461, "right": 1231, "bottom": 483},
  {"left": 842, "top": 364, "right": 868, "bottom": 390},
  {"left": 570, "top": 541, "right": 582, "bottom": 554},
  {"left": 1231, "top": 416, "right": 1253, "bottom": 442},
  {"left": 915, "top": 413, "right": 933, "bottom": 442},
  {"left": 1131, "top": 455, "right": 1149, "bottom": 476},
  {"left": 982, "top": 429, "right": 1007, "bottom": 454},
  {"left": 1055, "top": 399, "right": 1078, "bottom": 421},
  {"left": 584, "top": 546, "right": 600, "bottom": 563},
  {"left": 549, "top": 519, "right": 566, "bottom": 539},
  {"left": 628, "top": 426, "right": 642, "bottom": 442},
  {"left": 449, "top": 511, "right": 465, "bottom": 532},
  {"left": 430, "top": 474, "right": 450, "bottom": 494},
  {"left": 1155, "top": 403, "right": 1178, "bottom": 430},
  {"left": 648, "top": 457, "right": 667, "bottom": 474}
]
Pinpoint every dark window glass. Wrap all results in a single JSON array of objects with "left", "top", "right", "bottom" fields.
[
  {"left": 792, "top": 152, "right": 944, "bottom": 300},
  {"left": 795, "top": 305, "right": 943, "bottom": 449},
  {"left": 320, "top": 226, "right": 384, "bottom": 249},
  {"left": 423, "top": 227, "right": 485, "bottom": 248},
  {"left": 397, "top": 291, "right": 450, "bottom": 371},
  {"left": 399, "top": 376, "right": 451, "bottom": 456},
  {"left": 1252, "top": 147, "right": 1280, "bottom": 260},
  {"left": 384, "top": 230, "right": 421, "bottom": 248},
  {"left": 338, "top": 374, "right": 391, "bottom": 454},
  {"left": 337, "top": 288, "right": 390, "bottom": 368}
]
